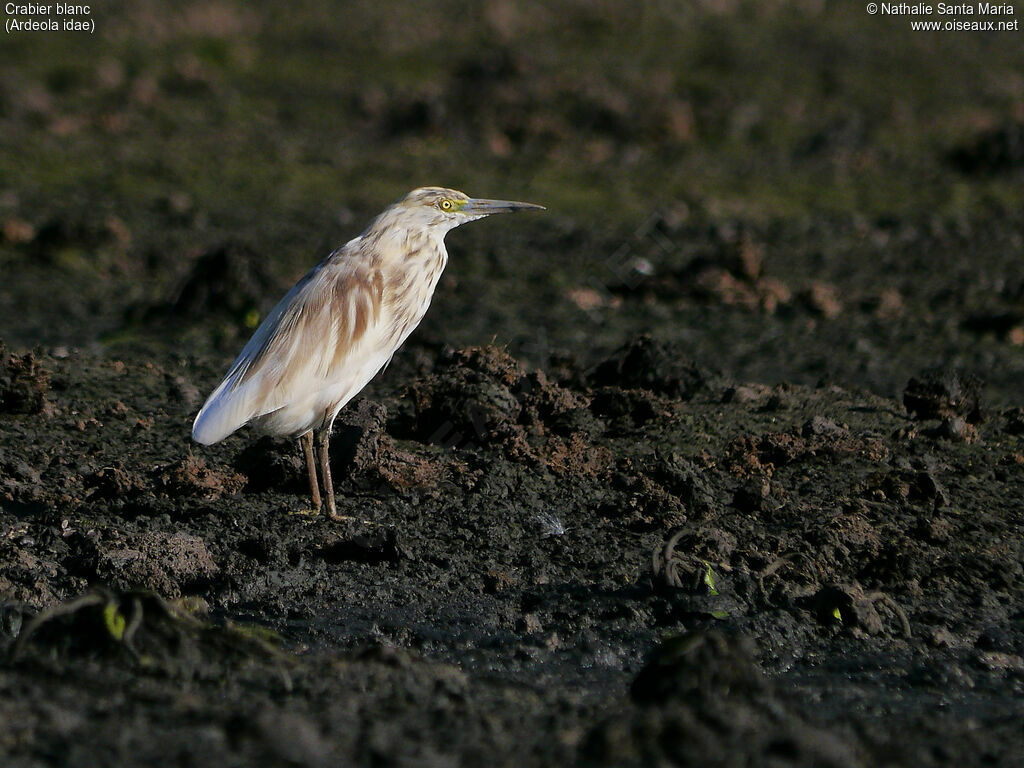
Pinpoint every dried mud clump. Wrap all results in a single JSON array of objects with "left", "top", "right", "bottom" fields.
[
  {"left": 405, "top": 346, "right": 525, "bottom": 448},
  {"left": 584, "top": 631, "right": 861, "bottom": 767},
  {"left": 330, "top": 398, "right": 389, "bottom": 475},
  {"left": 332, "top": 397, "right": 450, "bottom": 491},
  {"left": 612, "top": 453, "right": 718, "bottom": 531},
  {"left": 0, "top": 448, "right": 43, "bottom": 503},
  {"left": 234, "top": 437, "right": 305, "bottom": 494},
  {"left": 0, "top": 523, "right": 75, "bottom": 609},
  {"left": 403, "top": 346, "right": 594, "bottom": 456},
  {"left": 608, "top": 229, "right": 794, "bottom": 314},
  {"left": 156, "top": 454, "right": 246, "bottom": 500},
  {"left": 541, "top": 432, "right": 612, "bottom": 477},
  {"left": 0, "top": 341, "right": 49, "bottom": 414},
  {"left": 85, "top": 531, "right": 219, "bottom": 598},
  {"left": 903, "top": 368, "right": 985, "bottom": 424},
  {"left": 590, "top": 334, "right": 712, "bottom": 400},
  {"left": 85, "top": 462, "right": 149, "bottom": 501},
  {"left": 725, "top": 421, "right": 887, "bottom": 478}
]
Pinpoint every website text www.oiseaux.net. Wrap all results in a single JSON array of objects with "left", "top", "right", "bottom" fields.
[{"left": 867, "top": 3, "right": 1020, "bottom": 31}]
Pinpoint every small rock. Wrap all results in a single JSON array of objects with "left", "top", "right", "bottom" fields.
[{"left": 801, "top": 415, "right": 847, "bottom": 438}]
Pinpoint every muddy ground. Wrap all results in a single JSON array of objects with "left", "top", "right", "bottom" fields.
[{"left": 2, "top": 2, "right": 1024, "bottom": 766}]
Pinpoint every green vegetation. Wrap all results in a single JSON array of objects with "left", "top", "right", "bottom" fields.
[{"left": 2, "top": 1, "right": 1021, "bottom": 244}]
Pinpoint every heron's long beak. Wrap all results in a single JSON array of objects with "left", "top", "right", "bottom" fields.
[{"left": 463, "top": 198, "right": 545, "bottom": 216}]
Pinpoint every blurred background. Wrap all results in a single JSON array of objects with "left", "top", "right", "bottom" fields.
[{"left": 1, "top": 0, "right": 1022, "bottom": 402}]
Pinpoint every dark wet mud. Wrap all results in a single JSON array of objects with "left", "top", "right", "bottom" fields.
[
  {"left": 3, "top": 335, "right": 1023, "bottom": 766},
  {"left": 2, "top": 2, "right": 1024, "bottom": 766}
]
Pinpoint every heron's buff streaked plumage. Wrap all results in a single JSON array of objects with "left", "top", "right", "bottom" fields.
[
  {"left": 194, "top": 209, "right": 446, "bottom": 443},
  {"left": 192, "top": 187, "right": 539, "bottom": 444},
  {"left": 191, "top": 186, "right": 543, "bottom": 516}
]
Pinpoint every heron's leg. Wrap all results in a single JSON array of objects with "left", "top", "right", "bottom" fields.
[
  {"left": 316, "top": 428, "right": 339, "bottom": 519},
  {"left": 299, "top": 431, "right": 321, "bottom": 510}
]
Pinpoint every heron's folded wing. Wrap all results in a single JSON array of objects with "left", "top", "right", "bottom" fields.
[{"left": 192, "top": 255, "right": 384, "bottom": 444}]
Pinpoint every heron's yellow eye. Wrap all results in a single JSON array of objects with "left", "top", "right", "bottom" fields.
[{"left": 440, "top": 199, "right": 453, "bottom": 211}]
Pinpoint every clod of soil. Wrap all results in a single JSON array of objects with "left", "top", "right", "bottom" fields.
[
  {"left": 584, "top": 631, "right": 863, "bottom": 768},
  {"left": 0, "top": 341, "right": 49, "bottom": 414},
  {"left": 401, "top": 346, "right": 595, "bottom": 460},
  {"left": 589, "top": 334, "right": 712, "bottom": 399},
  {"left": 83, "top": 532, "right": 219, "bottom": 598},
  {"left": 156, "top": 454, "right": 247, "bottom": 500},
  {"left": 606, "top": 228, "right": 796, "bottom": 315},
  {"left": 903, "top": 368, "right": 985, "bottom": 424}
]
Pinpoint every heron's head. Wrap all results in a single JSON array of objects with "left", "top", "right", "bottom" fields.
[{"left": 394, "top": 187, "right": 544, "bottom": 234}]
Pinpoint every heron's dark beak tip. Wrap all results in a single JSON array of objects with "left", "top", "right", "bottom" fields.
[{"left": 465, "top": 198, "right": 546, "bottom": 215}]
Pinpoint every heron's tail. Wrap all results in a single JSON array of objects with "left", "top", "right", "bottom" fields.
[{"left": 192, "top": 377, "right": 251, "bottom": 444}]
